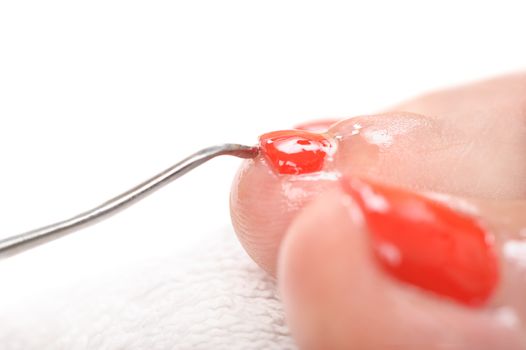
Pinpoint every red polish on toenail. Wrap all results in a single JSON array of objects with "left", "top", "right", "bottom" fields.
[
  {"left": 342, "top": 177, "right": 499, "bottom": 307},
  {"left": 294, "top": 119, "right": 340, "bottom": 132},
  {"left": 259, "top": 130, "right": 333, "bottom": 175}
]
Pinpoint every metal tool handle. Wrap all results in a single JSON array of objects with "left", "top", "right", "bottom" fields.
[{"left": 0, "top": 144, "right": 258, "bottom": 258}]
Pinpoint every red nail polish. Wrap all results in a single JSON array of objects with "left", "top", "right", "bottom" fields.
[
  {"left": 259, "top": 130, "right": 333, "bottom": 175},
  {"left": 342, "top": 178, "right": 499, "bottom": 306},
  {"left": 294, "top": 119, "right": 340, "bottom": 132}
]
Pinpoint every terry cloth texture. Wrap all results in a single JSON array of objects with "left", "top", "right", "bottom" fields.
[{"left": 0, "top": 228, "right": 296, "bottom": 350}]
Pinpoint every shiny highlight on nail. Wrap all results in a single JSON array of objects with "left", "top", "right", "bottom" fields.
[
  {"left": 343, "top": 177, "right": 499, "bottom": 307},
  {"left": 259, "top": 130, "right": 333, "bottom": 175}
]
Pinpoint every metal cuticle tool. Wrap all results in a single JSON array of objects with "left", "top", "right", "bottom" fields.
[{"left": 0, "top": 144, "right": 259, "bottom": 258}]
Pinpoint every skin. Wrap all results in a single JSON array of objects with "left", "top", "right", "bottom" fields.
[{"left": 230, "top": 73, "right": 526, "bottom": 349}]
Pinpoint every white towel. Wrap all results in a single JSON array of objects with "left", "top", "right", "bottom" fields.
[{"left": 0, "top": 228, "right": 296, "bottom": 350}]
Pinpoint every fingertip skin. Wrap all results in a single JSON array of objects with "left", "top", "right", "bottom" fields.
[
  {"left": 229, "top": 155, "right": 337, "bottom": 275},
  {"left": 294, "top": 119, "right": 341, "bottom": 132},
  {"left": 278, "top": 188, "right": 525, "bottom": 350},
  {"left": 342, "top": 177, "right": 500, "bottom": 307}
]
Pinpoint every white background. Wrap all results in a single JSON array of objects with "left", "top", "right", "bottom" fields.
[{"left": 0, "top": 0, "right": 525, "bottom": 292}]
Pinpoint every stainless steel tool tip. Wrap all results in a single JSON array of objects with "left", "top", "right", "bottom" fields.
[{"left": 0, "top": 144, "right": 259, "bottom": 258}]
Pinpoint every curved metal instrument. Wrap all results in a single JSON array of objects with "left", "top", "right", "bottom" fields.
[{"left": 0, "top": 144, "right": 258, "bottom": 258}]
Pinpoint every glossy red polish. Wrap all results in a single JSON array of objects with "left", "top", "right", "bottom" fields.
[
  {"left": 259, "top": 130, "right": 333, "bottom": 175},
  {"left": 342, "top": 178, "right": 499, "bottom": 306}
]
